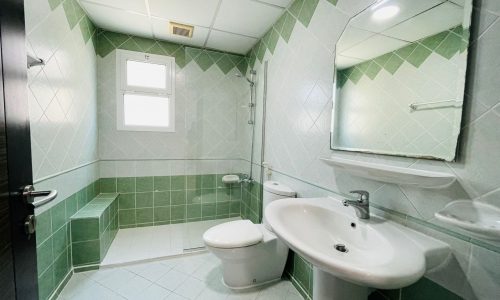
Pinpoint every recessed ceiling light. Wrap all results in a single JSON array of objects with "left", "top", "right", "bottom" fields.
[{"left": 372, "top": 5, "right": 400, "bottom": 21}]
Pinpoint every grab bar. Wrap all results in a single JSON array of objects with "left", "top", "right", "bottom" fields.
[
  {"left": 409, "top": 100, "right": 462, "bottom": 111},
  {"left": 22, "top": 185, "right": 58, "bottom": 208}
]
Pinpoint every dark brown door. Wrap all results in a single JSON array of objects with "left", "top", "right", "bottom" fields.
[{"left": 0, "top": 0, "right": 39, "bottom": 299}]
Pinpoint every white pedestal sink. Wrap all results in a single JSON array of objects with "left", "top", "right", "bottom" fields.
[{"left": 265, "top": 197, "right": 450, "bottom": 300}]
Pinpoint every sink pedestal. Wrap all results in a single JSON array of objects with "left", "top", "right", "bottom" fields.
[{"left": 313, "top": 267, "right": 370, "bottom": 300}]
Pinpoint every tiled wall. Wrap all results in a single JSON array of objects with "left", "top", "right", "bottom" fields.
[
  {"left": 97, "top": 31, "right": 252, "bottom": 162},
  {"left": 100, "top": 175, "right": 243, "bottom": 228},
  {"left": 334, "top": 26, "right": 467, "bottom": 160},
  {"left": 249, "top": 0, "right": 500, "bottom": 299},
  {"left": 241, "top": 181, "right": 263, "bottom": 224},
  {"left": 36, "top": 180, "right": 100, "bottom": 300}
]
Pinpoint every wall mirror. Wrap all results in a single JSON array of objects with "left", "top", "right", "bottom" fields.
[{"left": 331, "top": 0, "right": 473, "bottom": 161}]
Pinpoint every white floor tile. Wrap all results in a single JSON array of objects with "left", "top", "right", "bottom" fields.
[
  {"left": 155, "top": 269, "right": 189, "bottom": 291},
  {"left": 174, "top": 277, "right": 206, "bottom": 300}
]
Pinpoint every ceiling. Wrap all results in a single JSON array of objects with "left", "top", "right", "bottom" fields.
[
  {"left": 78, "top": 0, "right": 293, "bottom": 55},
  {"left": 336, "top": 0, "right": 470, "bottom": 68}
]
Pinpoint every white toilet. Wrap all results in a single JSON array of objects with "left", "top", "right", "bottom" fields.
[{"left": 203, "top": 181, "right": 296, "bottom": 289}]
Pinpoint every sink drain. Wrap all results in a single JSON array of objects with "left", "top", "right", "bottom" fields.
[{"left": 334, "top": 244, "right": 348, "bottom": 253}]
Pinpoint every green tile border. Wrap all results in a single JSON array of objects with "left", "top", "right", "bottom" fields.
[
  {"left": 336, "top": 26, "right": 470, "bottom": 87},
  {"left": 246, "top": 0, "right": 338, "bottom": 68},
  {"left": 96, "top": 30, "right": 248, "bottom": 74}
]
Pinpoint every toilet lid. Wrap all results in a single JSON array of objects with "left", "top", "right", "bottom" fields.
[{"left": 203, "top": 220, "right": 263, "bottom": 248}]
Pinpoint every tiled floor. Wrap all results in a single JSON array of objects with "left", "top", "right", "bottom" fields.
[
  {"left": 102, "top": 218, "right": 240, "bottom": 266},
  {"left": 58, "top": 252, "right": 304, "bottom": 300}
]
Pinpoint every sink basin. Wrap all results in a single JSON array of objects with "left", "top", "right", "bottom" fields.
[{"left": 265, "top": 197, "right": 449, "bottom": 299}]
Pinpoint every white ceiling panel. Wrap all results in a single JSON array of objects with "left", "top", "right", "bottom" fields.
[
  {"left": 255, "top": 0, "right": 293, "bottom": 8},
  {"left": 80, "top": 1, "right": 152, "bottom": 38},
  {"left": 207, "top": 30, "right": 258, "bottom": 54},
  {"left": 336, "top": 55, "right": 365, "bottom": 69},
  {"left": 350, "top": 0, "right": 445, "bottom": 33},
  {"left": 337, "top": 27, "right": 375, "bottom": 53},
  {"left": 214, "top": 0, "right": 284, "bottom": 38},
  {"left": 151, "top": 17, "right": 209, "bottom": 48},
  {"left": 148, "top": 0, "right": 220, "bottom": 27},
  {"left": 383, "top": 2, "right": 464, "bottom": 42},
  {"left": 81, "top": 0, "right": 148, "bottom": 14},
  {"left": 340, "top": 35, "right": 408, "bottom": 61}
]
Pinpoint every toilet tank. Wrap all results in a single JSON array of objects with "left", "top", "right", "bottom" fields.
[{"left": 262, "top": 181, "right": 296, "bottom": 229}]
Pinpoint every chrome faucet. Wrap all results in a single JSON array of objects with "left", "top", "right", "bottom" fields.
[{"left": 343, "top": 190, "right": 370, "bottom": 219}]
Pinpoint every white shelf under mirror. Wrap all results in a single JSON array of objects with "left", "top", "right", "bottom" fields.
[
  {"left": 320, "top": 156, "right": 456, "bottom": 189},
  {"left": 435, "top": 200, "right": 500, "bottom": 241}
]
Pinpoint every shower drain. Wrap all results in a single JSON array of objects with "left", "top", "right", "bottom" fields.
[{"left": 334, "top": 244, "right": 348, "bottom": 253}]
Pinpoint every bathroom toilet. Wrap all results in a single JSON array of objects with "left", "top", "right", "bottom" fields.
[{"left": 203, "top": 181, "right": 296, "bottom": 289}]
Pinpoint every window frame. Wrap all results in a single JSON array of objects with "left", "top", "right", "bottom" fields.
[{"left": 116, "top": 49, "right": 176, "bottom": 132}]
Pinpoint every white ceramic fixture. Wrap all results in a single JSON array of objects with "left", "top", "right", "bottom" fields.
[
  {"left": 221, "top": 174, "right": 240, "bottom": 184},
  {"left": 435, "top": 200, "right": 500, "bottom": 241},
  {"left": 320, "top": 156, "right": 456, "bottom": 189},
  {"left": 265, "top": 197, "right": 449, "bottom": 300},
  {"left": 202, "top": 181, "right": 296, "bottom": 289}
]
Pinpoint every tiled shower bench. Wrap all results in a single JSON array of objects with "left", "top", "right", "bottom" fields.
[{"left": 70, "top": 193, "right": 118, "bottom": 270}]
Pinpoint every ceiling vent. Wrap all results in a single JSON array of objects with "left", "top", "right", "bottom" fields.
[{"left": 170, "top": 22, "right": 194, "bottom": 38}]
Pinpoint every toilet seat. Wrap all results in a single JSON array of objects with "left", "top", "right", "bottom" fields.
[{"left": 203, "top": 220, "right": 263, "bottom": 249}]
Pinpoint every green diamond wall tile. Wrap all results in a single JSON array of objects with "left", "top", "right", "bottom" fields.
[
  {"left": 48, "top": 0, "right": 63, "bottom": 10},
  {"left": 237, "top": 58, "right": 248, "bottom": 75},
  {"left": 420, "top": 31, "right": 448, "bottom": 51},
  {"left": 120, "top": 38, "right": 142, "bottom": 52},
  {"left": 148, "top": 43, "right": 168, "bottom": 56},
  {"left": 395, "top": 43, "right": 418, "bottom": 60},
  {"left": 172, "top": 48, "right": 188, "bottom": 68},
  {"left": 383, "top": 54, "right": 404, "bottom": 75},
  {"left": 136, "top": 192, "right": 154, "bottom": 208},
  {"left": 256, "top": 42, "right": 266, "bottom": 63},
  {"left": 229, "top": 54, "right": 242, "bottom": 65},
  {"left": 298, "top": 0, "right": 319, "bottom": 27},
  {"left": 79, "top": 16, "right": 93, "bottom": 43},
  {"left": 216, "top": 55, "right": 236, "bottom": 74},
  {"left": 327, "top": 0, "right": 338, "bottom": 4},
  {"left": 289, "top": 0, "right": 304, "bottom": 18},
  {"left": 349, "top": 67, "right": 363, "bottom": 84},
  {"left": 159, "top": 41, "right": 181, "bottom": 55},
  {"left": 267, "top": 28, "right": 280, "bottom": 54},
  {"left": 274, "top": 13, "right": 287, "bottom": 34},
  {"left": 281, "top": 12, "right": 297, "bottom": 43},
  {"left": 374, "top": 53, "right": 393, "bottom": 68},
  {"left": 208, "top": 51, "right": 224, "bottom": 63},
  {"left": 186, "top": 47, "right": 203, "bottom": 60},
  {"left": 132, "top": 37, "right": 156, "bottom": 52},
  {"left": 103, "top": 31, "right": 129, "bottom": 48},
  {"left": 194, "top": 51, "right": 215, "bottom": 71},
  {"left": 62, "top": 0, "right": 84, "bottom": 29},
  {"left": 434, "top": 32, "right": 462, "bottom": 59},
  {"left": 365, "top": 62, "right": 382, "bottom": 80},
  {"left": 406, "top": 44, "right": 432, "bottom": 68}
]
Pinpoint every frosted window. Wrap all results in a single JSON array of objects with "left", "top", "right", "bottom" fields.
[
  {"left": 123, "top": 93, "right": 169, "bottom": 127},
  {"left": 126, "top": 60, "right": 166, "bottom": 89}
]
